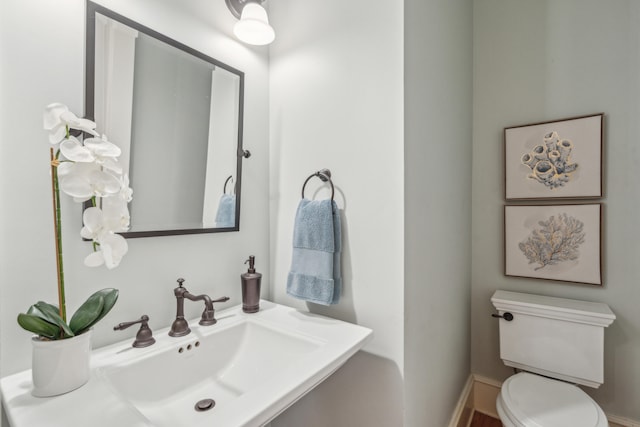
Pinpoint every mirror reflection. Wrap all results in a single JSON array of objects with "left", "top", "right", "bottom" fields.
[{"left": 86, "top": 2, "right": 244, "bottom": 237}]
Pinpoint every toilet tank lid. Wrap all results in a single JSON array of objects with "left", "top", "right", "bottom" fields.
[{"left": 491, "top": 290, "right": 615, "bottom": 327}]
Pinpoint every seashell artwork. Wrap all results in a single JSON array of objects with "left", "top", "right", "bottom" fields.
[
  {"left": 518, "top": 213, "right": 585, "bottom": 271},
  {"left": 505, "top": 203, "right": 602, "bottom": 284},
  {"left": 520, "top": 131, "right": 579, "bottom": 189},
  {"left": 505, "top": 114, "right": 602, "bottom": 200}
]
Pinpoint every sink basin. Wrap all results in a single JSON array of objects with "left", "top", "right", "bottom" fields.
[
  {"left": 1, "top": 301, "right": 372, "bottom": 427},
  {"left": 99, "top": 318, "right": 325, "bottom": 426}
]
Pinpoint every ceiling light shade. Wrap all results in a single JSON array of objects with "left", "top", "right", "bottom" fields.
[{"left": 233, "top": 2, "right": 275, "bottom": 46}]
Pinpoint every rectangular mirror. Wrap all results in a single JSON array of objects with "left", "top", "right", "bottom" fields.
[{"left": 86, "top": 1, "right": 245, "bottom": 237}]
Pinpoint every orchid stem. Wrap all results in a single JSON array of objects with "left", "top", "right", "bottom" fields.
[{"left": 50, "top": 147, "right": 66, "bottom": 324}]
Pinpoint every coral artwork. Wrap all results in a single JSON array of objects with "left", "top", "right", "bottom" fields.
[
  {"left": 519, "top": 213, "right": 585, "bottom": 270},
  {"left": 520, "top": 131, "right": 578, "bottom": 189}
]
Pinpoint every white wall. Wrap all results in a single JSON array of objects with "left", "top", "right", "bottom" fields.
[
  {"left": 268, "top": 0, "right": 405, "bottom": 425},
  {"left": 404, "top": 0, "right": 473, "bottom": 425},
  {"left": 472, "top": 0, "right": 640, "bottom": 421},
  {"left": 0, "top": 0, "right": 269, "bottom": 381}
]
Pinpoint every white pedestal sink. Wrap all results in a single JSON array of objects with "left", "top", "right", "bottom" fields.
[{"left": 0, "top": 301, "right": 372, "bottom": 427}]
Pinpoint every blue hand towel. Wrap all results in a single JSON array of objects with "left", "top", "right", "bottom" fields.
[
  {"left": 286, "top": 198, "right": 342, "bottom": 305},
  {"left": 215, "top": 194, "right": 236, "bottom": 228}
]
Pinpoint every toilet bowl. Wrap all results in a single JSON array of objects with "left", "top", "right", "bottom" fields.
[
  {"left": 496, "top": 372, "right": 608, "bottom": 427},
  {"left": 491, "top": 290, "right": 615, "bottom": 427}
]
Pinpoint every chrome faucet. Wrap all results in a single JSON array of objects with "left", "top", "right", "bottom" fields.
[{"left": 169, "top": 278, "right": 230, "bottom": 337}]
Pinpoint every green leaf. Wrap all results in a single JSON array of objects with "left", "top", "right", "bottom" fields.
[
  {"left": 70, "top": 288, "right": 118, "bottom": 335},
  {"left": 17, "top": 313, "right": 61, "bottom": 340},
  {"left": 69, "top": 294, "right": 105, "bottom": 335},
  {"left": 88, "top": 288, "right": 119, "bottom": 327},
  {"left": 31, "top": 302, "right": 74, "bottom": 338}
]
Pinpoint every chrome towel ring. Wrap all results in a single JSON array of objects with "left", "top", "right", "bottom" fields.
[
  {"left": 301, "top": 169, "right": 334, "bottom": 201},
  {"left": 223, "top": 175, "right": 234, "bottom": 194}
]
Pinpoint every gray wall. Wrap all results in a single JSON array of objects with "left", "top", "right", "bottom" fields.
[
  {"left": 405, "top": 0, "right": 473, "bottom": 425},
  {"left": 472, "top": 0, "right": 640, "bottom": 420}
]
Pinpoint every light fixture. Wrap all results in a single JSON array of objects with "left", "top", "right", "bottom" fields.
[{"left": 225, "top": 0, "right": 275, "bottom": 46}]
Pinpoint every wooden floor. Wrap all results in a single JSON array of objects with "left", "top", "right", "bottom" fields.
[{"left": 470, "top": 411, "right": 503, "bottom": 427}]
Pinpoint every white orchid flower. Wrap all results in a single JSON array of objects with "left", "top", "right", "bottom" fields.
[
  {"left": 82, "top": 135, "right": 123, "bottom": 175},
  {"left": 59, "top": 111, "right": 99, "bottom": 136},
  {"left": 105, "top": 174, "right": 133, "bottom": 231},
  {"left": 84, "top": 251, "right": 106, "bottom": 268},
  {"left": 57, "top": 133, "right": 125, "bottom": 202},
  {"left": 81, "top": 207, "right": 106, "bottom": 241},
  {"left": 99, "top": 232, "right": 128, "bottom": 269},
  {"left": 118, "top": 174, "right": 133, "bottom": 203},
  {"left": 83, "top": 135, "right": 121, "bottom": 158},
  {"left": 81, "top": 207, "right": 129, "bottom": 269},
  {"left": 43, "top": 103, "right": 70, "bottom": 144},
  {"left": 83, "top": 233, "right": 128, "bottom": 269},
  {"left": 59, "top": 162, "right": 121, "bottom": 201},
  {"left": 55, "top": 160, "right": 74, "bottom": 178},
  {"left": 43, "top": 103, "right": 133, "bottom": 275},
  {"left": 60, "top": 134, "right": 121, "bottom": 169},
  {"left": 101, "top": 195, "right": 131, "bottom": 232},
  {"left": 43, "top": 103, "right": 68, "bottom": 130},
  {"left": 59, "top": 136, "right": 95, "bottom": 163},
  {"left": 43, "top": 103, "right": 99, "bottom": 144}
]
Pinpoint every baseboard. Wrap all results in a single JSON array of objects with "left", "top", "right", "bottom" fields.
[
  {"left": 471, "top": 374, "right": 501, "bottom": 419},
  {"left": 448, "top": 375, "right": 474, "bottom": 427},
  {"left": 606, "top": 414, "right": 640, "bottom": 427},
  {"left": 449, "top": 374, "right": 640, "bottom": 427}
]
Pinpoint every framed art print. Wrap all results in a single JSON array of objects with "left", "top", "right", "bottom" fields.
[
  {"left": 505, "top": 114, "right": 603, "bottom": 200},
  {"left": 504, "top": 204, "right": 602, "bottom": 285}
]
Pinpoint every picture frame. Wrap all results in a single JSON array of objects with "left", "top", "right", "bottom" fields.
[
  {"left": 504, "top": 204, "right": 602, "bottom": 285},
  {"left": 504, "top": 113, "right": 603, "bottom": 200}
]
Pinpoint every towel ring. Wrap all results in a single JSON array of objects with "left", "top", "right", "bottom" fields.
[
  {"left": 301, "top": 169, "right": 334, "bottom": 201},
  {"left": 223, "top": 175, "right": 235, "bottom": 194}
]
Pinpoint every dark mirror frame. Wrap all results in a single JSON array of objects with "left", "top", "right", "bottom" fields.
[{"left": 85, "top": 1, "right": 245, "bottom": 238}]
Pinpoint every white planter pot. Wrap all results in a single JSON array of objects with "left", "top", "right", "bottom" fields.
[{"left": 31, "top": 329, "right": 92, "bottom": 397}]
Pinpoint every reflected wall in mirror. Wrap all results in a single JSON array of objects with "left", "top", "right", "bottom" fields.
[{"left": 86, "top": 1, "right": 245, "bottom": 237}]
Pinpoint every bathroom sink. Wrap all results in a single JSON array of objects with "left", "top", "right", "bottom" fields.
[
  {"left": 0, "top": 301, "right": 372, "bottom": 427},
  {"left": 97, "top": 317, "right": 325, "bottom": 426}
]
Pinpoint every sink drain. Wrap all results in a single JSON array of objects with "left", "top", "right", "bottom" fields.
[{"left": 194, "top": 398, "right": 216, "bottom": 412}]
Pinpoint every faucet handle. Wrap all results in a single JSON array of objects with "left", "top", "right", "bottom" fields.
[
  {"left": 177, "top": 278, "right": 185, "bottom": 287},
  {"left": 114, "top": 315, "right": 156, "bottom": 348},
  {"left": 200, "top": 297, "right": 230, "bottom": 326}
]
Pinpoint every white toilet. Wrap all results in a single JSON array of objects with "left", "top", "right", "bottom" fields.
[{"left": 491, "top": 290, "right": 615, "bottom": 427}]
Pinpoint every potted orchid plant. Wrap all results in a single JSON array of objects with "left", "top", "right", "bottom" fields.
[{"left": 16, "top": 103, "right": 132, "bottom": 397}]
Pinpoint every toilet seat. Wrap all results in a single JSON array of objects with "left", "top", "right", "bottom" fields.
[{"left": 497, "top": 372, "right": 608, "bottom": 427}]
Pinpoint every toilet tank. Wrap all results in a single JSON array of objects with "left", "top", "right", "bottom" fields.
[{"left": 491, "top": 290, "right": 615, "bottom": 388}]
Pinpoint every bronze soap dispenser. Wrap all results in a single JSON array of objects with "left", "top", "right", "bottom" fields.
[{"left": 241, "top": 256, "right": 262, "bottom": 313}]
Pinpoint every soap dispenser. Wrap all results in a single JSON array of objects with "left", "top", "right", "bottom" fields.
[{"left": 241, "top": 256, "right": 262, "bottom": 313}]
